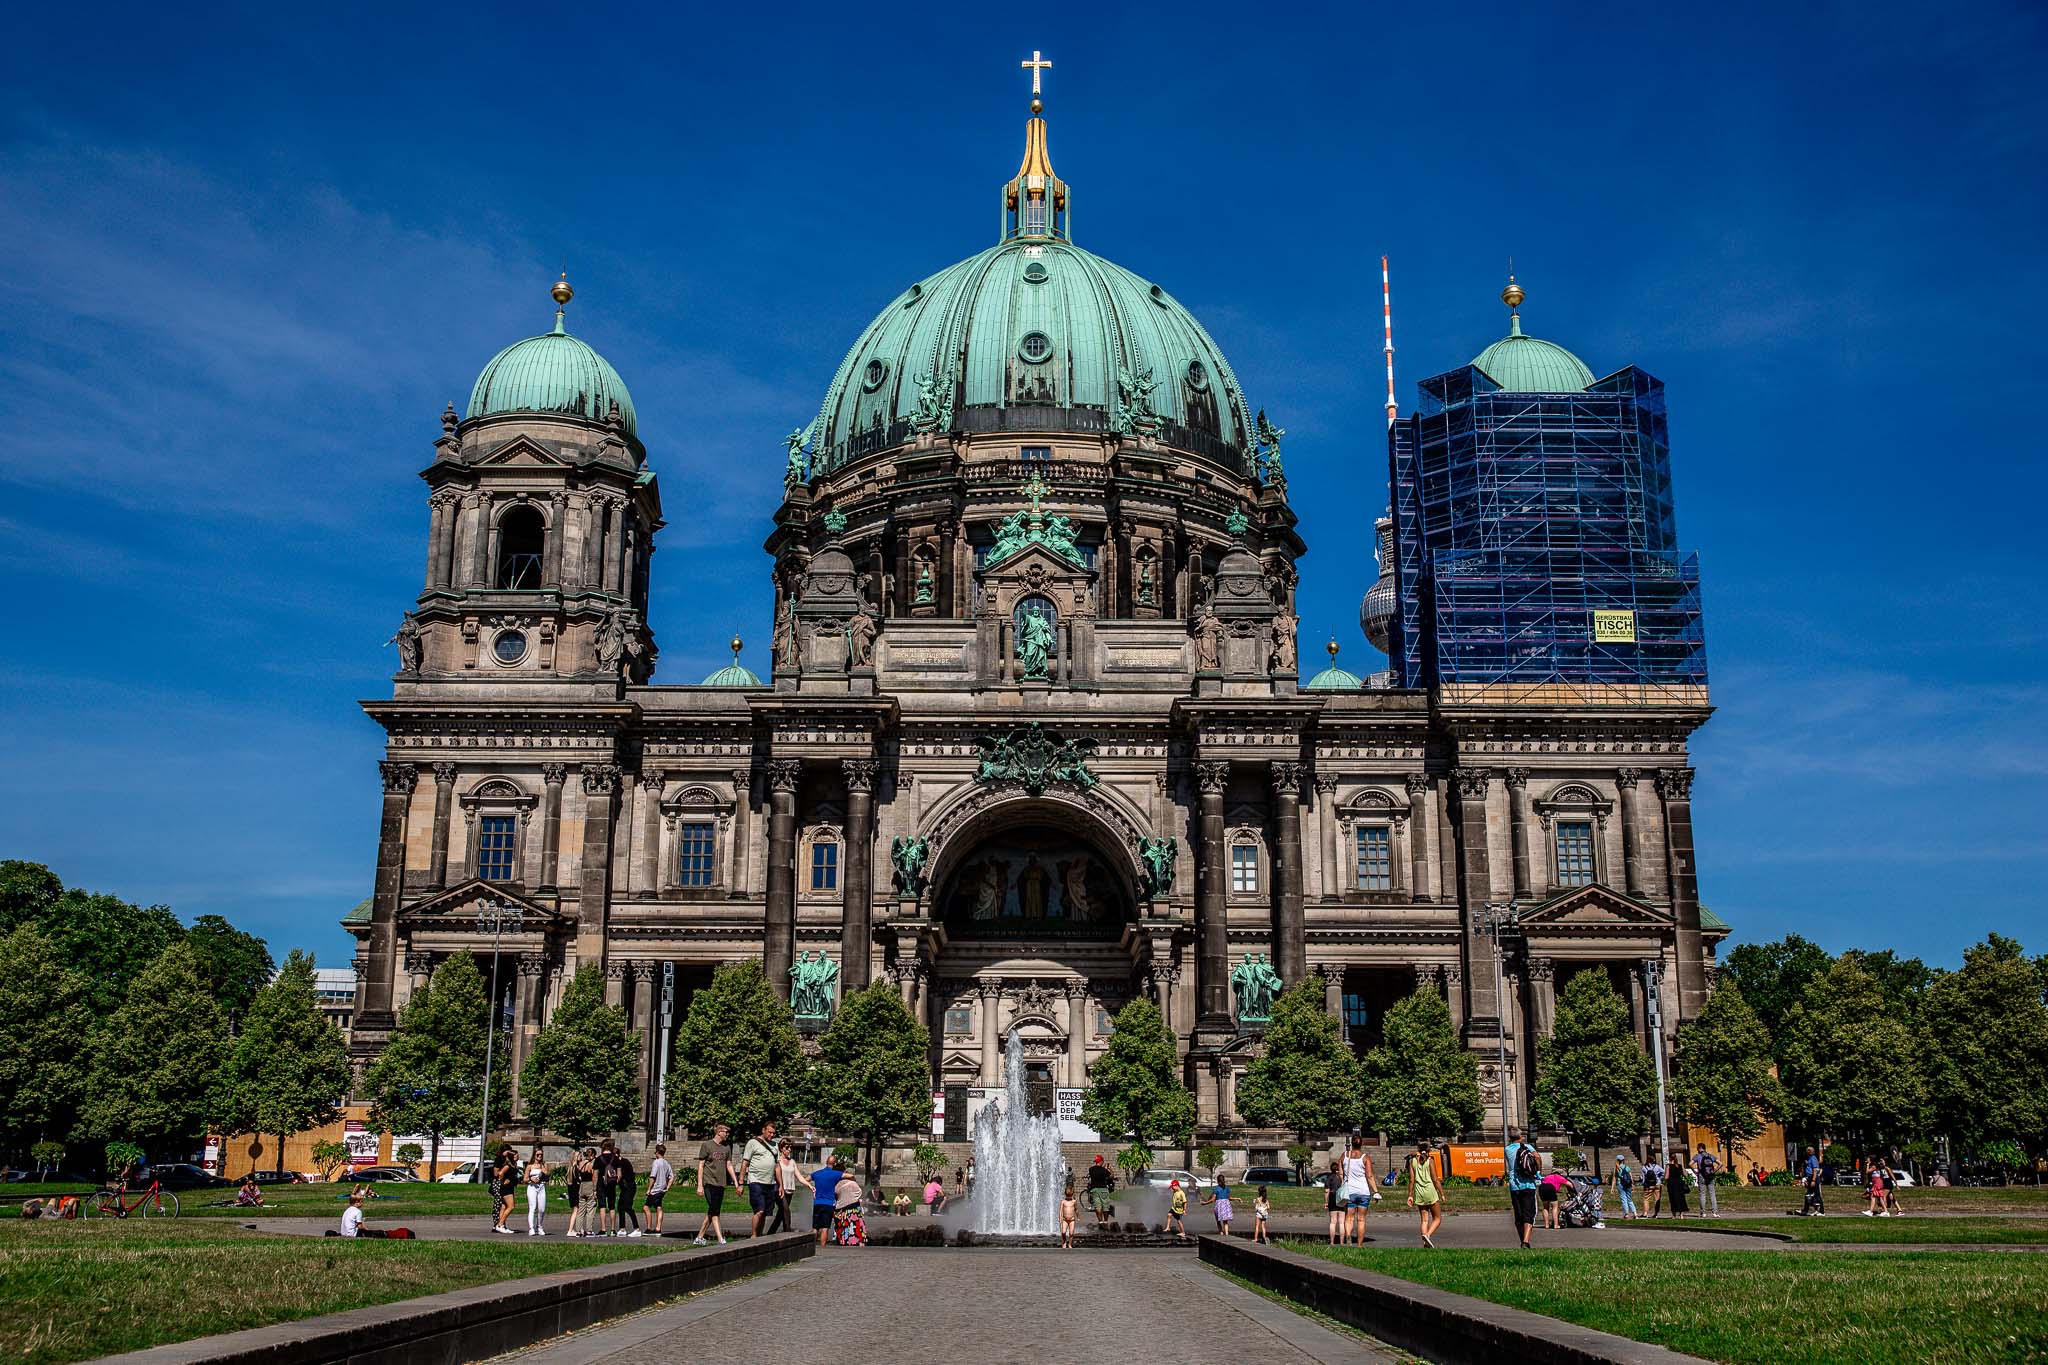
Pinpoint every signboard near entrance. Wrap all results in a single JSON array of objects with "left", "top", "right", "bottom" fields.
[
  {"left": 1055, "top": 1088, "right": 1098, "bottom": 1143},
  {"left": 1446, "top": 1144, "right": 1504, "bottom": 1180},
  {"left": 343, "top": 1119, "right": 378, "bottom": 1170}
]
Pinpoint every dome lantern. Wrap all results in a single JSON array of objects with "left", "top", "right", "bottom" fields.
[
  {"left": 1002, "top": 49, "right": 1069, "bottom": 242},
  {"left": 1470, "top": 275, "right": 1596, "bottom": 393},
  {"left": 465, "top": 276, "right": 638, "bottom": 437}
]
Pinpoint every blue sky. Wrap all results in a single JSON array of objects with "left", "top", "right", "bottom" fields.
[{"left": 3, "top": 1, "right": 2043, "bottom": 970}]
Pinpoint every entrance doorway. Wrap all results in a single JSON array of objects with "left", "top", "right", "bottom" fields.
[{"left": 1024, "top": 1062, "right": 1056, "bottom": 1117}]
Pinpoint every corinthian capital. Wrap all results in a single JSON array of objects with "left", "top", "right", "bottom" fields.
[
  {"left": 1655, "top": 768, "right": 1696, "bottom": 801},
  {"left": 581, "top": 762, "right": 623, "bottom": 795},
  {"left": 1503, "top": 767, "right": 1530, "bottom": 791},
  {"left": 1451, "top": 767, "right": 1494, "bottom": 799},
  {"left": 541, "top": 763, "right": 568, "bottom": 786},
  {"left": 766, "top": 759, "right": 803, "bottom": 794},
  {"left": 1614, "top": 767, "right": 1642, "bottom": 790},
  {"left": 380, "top": 761, "right": 419, "bottom": 795},
  {"left": 1194, "top": 761, "right": 1230, "bottom": 796},
  {"left": 1269, "top": 762, "right": 1303, "bottom": 796},
  {"left": 432, "top": 761, "right": 458, "bottom": 787},
  {"left": 842, "top": 759, "right": 880, "bottom": 794},
  {"left": 1404, "top": 773, "right": 1431, "bottom": 797}
]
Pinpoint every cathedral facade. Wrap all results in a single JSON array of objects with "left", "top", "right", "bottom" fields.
[{"left": 346, "top": 84, "right": 1721, "bottom": 1156}]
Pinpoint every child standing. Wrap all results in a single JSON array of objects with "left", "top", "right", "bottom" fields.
[
  {"left": 1168, "top": 1180, "right": 1189, "bottom": 1242},
  {"left": 1204, "top": 1178, "right": 1234, "bottom": 1237},
  {"left": 1325, "top": 1159, "right": 1344, "bottom": 1244},
  {"left": 1058, "top": 1183, "right": 1079, "bottom": 1248},
  {"left": 1252, "top": 1187, "right": 1272, "bottom": 1243}
]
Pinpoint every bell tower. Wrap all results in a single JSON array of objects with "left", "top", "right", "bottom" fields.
[{"left": 393, "top": 276, "right": 662, "bottom": 690}]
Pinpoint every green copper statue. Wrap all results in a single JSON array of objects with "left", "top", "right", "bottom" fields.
[
  {"left": 784, "top": 427, "right": 811, "bottom": 484},
  {"left": 1137, "top": 835, "right": 1177, "bottom": 900},
  {"left": 890, "top": 835, "right": 931, "bottom": 897},
  {"left": 1231, "top": 952, "right": 1283, "bottom": 1026},
  {"left": 791, "top": 949, "right": 838, "bottom": 1023},
  {"left": 1016, "top": 609, "right": 1056, "bottom": 680}
]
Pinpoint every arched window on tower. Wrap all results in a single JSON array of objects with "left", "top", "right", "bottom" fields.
[{"left": 496, "top": 504, "right": 546, "bottom": 589}]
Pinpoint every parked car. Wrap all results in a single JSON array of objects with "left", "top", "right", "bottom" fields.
[
  {"left": 245, "top": 1169, "right": 307, "bottom": 1185},
  {"left": 1240, "top": 1166, "right": 1304, "bottom": 1187},
  {"left": 348, "top": 1166, "right": 420, "bottom": 1183},
  {"left": 436, "top": 1161, "right": 481, "bottom": 1184},
  {"left": 144, "top": 1163, "right": 230, "bottom": 1190},
  {"left": 1133, "top": 1168, "right": 1212, "bottom": 1188}
]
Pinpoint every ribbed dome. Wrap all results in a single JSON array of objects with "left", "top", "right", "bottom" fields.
[
  {"left": 701, "top": 661, "right": 761, "bottom": 686},
  {"left": 1471, "top": 289, "right": 1594, "bottom": 393},
  {"left": 1303, "top": 663, "right": 1363, "bottom": 691},
  {"left": 467, "top": 320, "right": 637, "bottom": 436},
  {"left": 807, "top": 238, "right": 1253, "bottom": 472}
]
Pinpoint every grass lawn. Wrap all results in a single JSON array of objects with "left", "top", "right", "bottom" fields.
[
  {"left": 1255, "top": 1181, "right": 2048, "bottom": 1217},
  {"left": 1692, "top": 1216, "right": 2048, "bottom": 1246},
  {"left": 2, "top": 1180, "right": 718, "bottom": 1220},
  {"left": 1300, "top": 1245, "right": 2048, "bottom": 1364},
  {"left": 0, "top": 1217, "right": 667, "bottom": 1365}
]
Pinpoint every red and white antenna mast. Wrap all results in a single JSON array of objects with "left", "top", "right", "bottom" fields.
[{"left": 1382, "top": 254, "right": 1398, "bottom": 429}]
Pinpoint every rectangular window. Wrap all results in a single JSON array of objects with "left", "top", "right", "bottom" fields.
[
  {"left": 944, "top": 1007, "right": 973, "bottom": 1035},
  {"left": 676, "top": 821, "right": 716, "bottom": 887},
  {"left": 1020, "top": 445, "right": 1052, "bottom": 462},
  {"left": 477, "top": 816, "right": 517, "bottom": 882},
  {"left": 1355, "top": 825, "right": 1393, "bottom": 891},
  {"left": 1342, "top": 991, "right": 1371, "bottom": 1032},
  {"left": 1231, "top": 843, "right": 1259, "bottom": 893},
  {"left": 810, "top": 840, "right": 839, "bottom": 891},
  {"left": 1095, "top": 1007, "right": 1114, "bottom": 1036},
  {"left": 1556, "top": 820, "right": 1595, "bottom": 886}
]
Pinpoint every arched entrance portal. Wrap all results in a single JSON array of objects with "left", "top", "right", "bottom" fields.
[{"left": 936, "top": 823, "right": 1130, "bottom": 939}]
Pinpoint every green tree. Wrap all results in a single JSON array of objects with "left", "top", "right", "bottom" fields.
[
  {"left": 78, "top": 941, "right": 226, "bottom": 1152},
  {"left": 34, "top": 887, "right": 183, "bottom": 1015},
  {"left": 29, "top": 1140, "right": 65, "bottom": 1177},
  {"left": 805, "top": 980, "right": 929, "bottom": 1184},
  {"left": 912, "top": 1142, "right": 946, "bottom": 1183},
  {"left": 0, "top": 924, "right": 93, "bottom": 1148},
  {"left": 519, "top": 965, "right": 642, "bottom": 1147},
  {"left": 1844, "top": 949, "right": 1935, "bottom": 1024},
  {"left": 1118, "top": 1142, "right": 1154, "bottom": 1181},
  {"left": 0, "top": 861, "right": 64, "bottom": 930},
  {"left": 1673, "top": 980, "right": 1782, "bottom": 1166},
  {"left": 395, "top": 1142, "right": 424, "bottom": 1170},
  {"left": 1724, "top": 935, "right": 1832, "bottom": 1056},
  {"left": 1777, "top": 955, "right": 1929, "bottom": 1150},
  {"left": 1531, "top": 968, "right": 1655, "bottom": 1176},
  {"left": 1236, "top": 982, "right": 1365, "bottom": 1144},
  {"left": 214, "top": 950, "right": 351, "bottom": 1173},
  {"left": 185, "top": 914, "right": 275, "bottom": 1021},
  {"left": 1196, "top": 1143, "right": 1224, "bottom": 1180},
  {"left": 362, "top": 952, "right": 509, "bottom": 1179},
  {"left": 1080, "top": 998, "right": 1195, "bottom": 1151},
  {"left": 310, "top": 1138, "right": 350, "bottom": 1181},
  {"left": 1360, "top": 987, "right": 1483, "bottom": 1144},
  {"left": 669, "top": 960, "right": 805, "bottom": 1137},
  {"left": 1922, "top": 935, "right": 2048, "bottom": 1154}
]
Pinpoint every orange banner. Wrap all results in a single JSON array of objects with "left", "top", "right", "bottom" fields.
[{"left": 1446, "top": 1145, "right": 1504, "bottom": 1179}]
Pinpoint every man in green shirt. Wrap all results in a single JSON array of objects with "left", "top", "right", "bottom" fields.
[
  {"left": 692, "top": 1123, "right": 740, "bottom": 1246},
  {"left": 741, "top": 1120, "right": 781, "bottom": 1238}
]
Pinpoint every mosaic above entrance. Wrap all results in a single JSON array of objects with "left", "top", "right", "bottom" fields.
[{"left": 940, "top": 825, "right": 1128, "bottom": 939}]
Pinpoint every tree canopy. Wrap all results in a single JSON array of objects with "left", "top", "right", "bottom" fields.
[
  {"left": 1776, "top": 955, "right": 1928, "bottom": 1150},
  {"left": 1235, "top": 981, "right": 1364, "bottom": 1139},
  {"left": 667, "top": 960, "right": 805, "bottom": 1136},
  {"left": 1360, "top": 987, "right": 1482, "bottom": 1143},
  {"left": 1080, "top": 997, "right": 1195, "bottom": 1147},
  {"left": 1921, "top": 935, "right": 2048, "bottom": 1155},
  {"left": 0, "top": 924, "right": 93, "bottom": 1148},
  {"left": 1723, "top": 934, "right": 1832, "bottom": 1056},
  {"left": 804, "top": 981, "right": 930, "bottom": 1181},
  {"left": 1673, "top": 979, "right": 1780, "bottom": 1161},
  {"left": 519, "top": 964, "right": 642, "bottom": 1146},
  {"left": 1531, "top": 968, "right": 1656, "bottom": 1170},
  {"left": 215, "top": 950, "right": 351, "bottom": 1170},
  {"left": 185, "top": 914, "right": 277, "bottom": 1021},
  {"left": 78, "top": 940, "right": 226, "bottom": 1151},
  {"left": 362, "top": 952, "right": 509, "bottom": 1176}
]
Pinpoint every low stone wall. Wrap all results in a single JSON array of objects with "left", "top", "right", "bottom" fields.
[
  {"left": 1198, "top": 1237, "right": 1706, "bottom": 1365},
  {"left": 99, "top": 1232, "right": 814, "bottom": 1365}
]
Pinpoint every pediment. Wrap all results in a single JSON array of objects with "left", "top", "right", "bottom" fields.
[
  {"left": 939, "top": 1051, "right": 982, "bottom": 1073},
  {"left": 474, "top": 435, "right": 572, "bottom": 468},
  {"left": 981, "top": 542, "right": 1094, "bottom": 581},
  {"left": 1518, "top": 883, "right": 1672, "bottom": 931},
  {"left": 397, "top": 879, "right": 560, "bottom": 924}
]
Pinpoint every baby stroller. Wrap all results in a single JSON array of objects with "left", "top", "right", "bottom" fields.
[{"left": 1560, "top": 1174, "right": 1606, "bottom": 1228}]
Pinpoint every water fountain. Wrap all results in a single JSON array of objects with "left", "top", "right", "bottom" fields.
[{"left": 971, "top": 1029, "right": 1065, "bottom": 1234}]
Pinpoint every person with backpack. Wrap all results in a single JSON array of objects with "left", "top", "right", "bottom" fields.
[
  {"left": 1612, "top": 1154, "right": 1638, "bottom": 1220},
  {"left": 1504, "top": 1126, "right": 1540, "bottom": 1248},
  {"left": 1693, "top": 1144, "right": 1719, "bottom": 1216},
  {"left": 1641, "top": 1152, "right": 1665, "bottom": 1217}
]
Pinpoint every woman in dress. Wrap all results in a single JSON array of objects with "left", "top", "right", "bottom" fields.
[
  {"left": 1406, "top": 1147, "right": 1444, "bottom": 1248},
  {"left": 1664, "top": 1149, "right": 1690, "bottom": 1217},
  {"left": 1203, "top": 1177, "right": 1234, "bottom": 1237}
]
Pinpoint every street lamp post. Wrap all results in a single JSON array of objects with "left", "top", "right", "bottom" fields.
[
  {"left": 476, "top": 900, "right": 524, "bottom": 1180},
  {"left": 1641, "top": 956, "right": 1672, "bottom": 1164},
  {"left": 655, "top": 962, "right": 676, "bottom": 1138},
  {"left": 1479, "top": 901, "right": 1521, "bottom": 1136}
]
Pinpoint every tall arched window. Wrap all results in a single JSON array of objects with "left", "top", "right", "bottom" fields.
[{"left": 496, "top": 505, "right": 546, "bottom": 589}]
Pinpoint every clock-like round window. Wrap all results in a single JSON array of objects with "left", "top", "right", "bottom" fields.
[
  {"left": 862, "top": 358, "right": 889, "bottom": 392},
  {"left": 1185, "top": 360, "right": 1210, "bottom": 391},
  {"left": 1018, "top": 331, "right": 1054, "bottom": 364},
  {"left": 1022, "top": 260, "right": 1049, "bottom": 283},
  {"left": 492, "top": 630, "right": 528, "bottom": 665}
]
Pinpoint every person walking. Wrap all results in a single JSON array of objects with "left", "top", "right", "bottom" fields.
[
  {"left": 1168, "top": 1179, "right": 1189, "bottom": 1242},
  {"left": 1059, "top": 1182, "right": 1078, "bottom": 1248},
  {"left": 1504, "top": 1126, "right": 1540, "bottom": 1249},
  {"left": 1406, "top": 1147, "right": 1443, "bottom": 1248},
  {"left": 523, "top": 1147, "right": 549, "bottom": 1236},
  {"left": 1325, "top": 1158, "right": 1345, "bottom": 1243},
  {"left": 1694, "top": 1144, "right": 1720, "bottom": 1216},
  {"left": 693, "top": 1124, "right": 739, "bottom": 1246},
  {"left": 564, "top": 1146, "right": 587, "bottom": 1237},
  {"left": 741, "top": 1120, "right": 780, "bottom": 1238},
  {"left": 771, "top": 1139, "right": 810, "bottom": 1234},
  {"left": 1862, "top": 1160, "right": 1889, "bottom": 1217},
  {"left": 831, "top": 1165, "right": 867, "bottom": 1246},
  {"left": 1341, "top": 1135, "right": 1375, "bottom": 1246},
  {"left": 1665, "top": 1150, "right": 1691, "bottom": 1217},
  {"left": 1642, "top": 1152, "right": 1665, "bottom": 1218},
  {"left": 1612, "top": 1154, "right": 1638, "bottom": 1220},
  {"left": 491, "top": 1146, "right": 519, "bottom": 1233},
  {"left": 644, "top": 1143, "right": 673, "bottom": 1236},
  {"left": 1883, "top": 1159, "right": 1905, "bottom": 1217},
  {"left": 1252, "top": 1186, "right": 1273, "bottom": 1243},
  {"left": 1540, "top": 1168, "right": 1568, "bottom": 1228},
  {"left": 1203, "top": 1176, "right": 1234, "bottom": 1237},
  {"left": 809, "top": 1154, "right": 844, "bottom": 1247},
  {"left": 594, "top": 1140, "right": 621, "bottom": 1237},
  {"left": 1085, "top": 1154, "right": 1116, "bottom": 1228},
  {"left": 615, "top": 1151, "right": 641, "bottom": 1236}
]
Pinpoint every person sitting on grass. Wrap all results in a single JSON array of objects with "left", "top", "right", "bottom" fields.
[{"left": 234, "top": 1177, "right": 263, "bottom": 1208}]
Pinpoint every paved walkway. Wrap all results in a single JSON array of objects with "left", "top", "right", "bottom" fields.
[{"left": 487, "top": 1248, "right": 1401, "bottom": 1365}]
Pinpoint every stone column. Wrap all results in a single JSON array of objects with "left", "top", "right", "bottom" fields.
[
  {"left": 361, "top": 761, "right": 417, "bottom": 1028},
  {"left": 1270, "top": 762, "right": 1306, "bottom": 984},
  {"left": 629, "top": 961, "right": 655, "bottom": 1112},
  {"left": 1057, "top": 983, "right": 1079, "bottom": 1088},
  {"left": 1658, "top": 768, "right": 1708, "bottom": 1021},
  {"left": 632, "top": 772, "right": 663, "bottom": 896},
  {"left": 1443, "top": 963, "right": 1465, "bottom": 1033},
  {"left": 1405, "top": 775, "right": 1433, "bottom": 899},
  {"left": 763, "top": 760, "right": 802, "bottom": 1001},
  {"left": 1506, "top": 768, "right": 1534, "bottom": 900},
  {"left": 1194, "top": 761, "right": 1232, "bottom": 1026},
  {"left": 539, "top": 765, "right": 565, "bottom": 888},
  {"left": 427, "top": 762, "right": 456, "bottom": 889},
  {"left": 1615, "top": 769, "right": 1646, "bottom": 895},
  {"left": 1313, "top": 772, "right": 1338, "bottom": 900},
  {"left": 841, "top": 759, "right": 878, "bottom": 992},
  {"left": 729, "top": 768, "right": 754, "bottom": 898},
  {"left": 424, "top": 496, "right": 448, "bottom": 591},
  {"left": 543, "top": 493, "right": 566, "bottom": 586},
  {"left": 1454, "top": 767, "right": 1503, "bottom": 1040},
  {"left": 604, "top": 958, "right": 626, "bottom": 1009},
  {"left": 978, "top": 980, "right": 1003, "bottom": 1085},
  {"left": 1317, "top": 963, "right": 1345, "bottom": 1038},
  {"left": 1435, "top": 776, "right": 1458, "bottom": 904},
  {"left": 464, "top": 493, "right": 490, "bottom": 588},
  {"left": 1151, "top": 964, "right": 1177, "bottom": 1033},
  {"left": 510, "top": 953, "right": 543, "bottom": 1114},
  {"left": 599, "top": 500, "right": 622, "bottom": 596},
  {"left": 1529, "top": 956, "right": 1557, "bottom": 1038},
  {"left": 577, "top": 764, "right": 621, "bottom": 966}
]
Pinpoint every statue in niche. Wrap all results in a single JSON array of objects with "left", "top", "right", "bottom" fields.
[
  {"left": 1059, "top": 858, "right": 1095, "bottom": 920},
  {"left": 1017, "top": 609, "right": 1056, "bottom": 680},
  {"left": 971, "top": 861, "right": 1007, "bottom": 920},
  {"left": 1193, "top": 605, "right": 1222, "bottom": 671},
  {"left": 1016, "top": 855, "right": 1048, "bottom": 918},
  {"left": 1270, "top": 609, "right": 1298, "bottom": 673},
  {"left": 595, "top": 607, "right": 629, "bottom": 674},
  {"left": 846, "top": 608, "right": 878, "bottom": 668},
  {"left": 1135, "top": 555, "right": 1157, "bottom": 606},
  {"left": 791, "top": 950, "right": 838, "bottom": 1022},
  {"left": 1137, "top": 835, "right": 1177, "bottom": 899},
  {"left": 773, "top": 599, "right": 797, "bottom": 672},
  {"left": 890, "top": 836, "right": 931, "bottom": 896},
  {"left": 1231, "top": 952, "right": 1284, "bottom": 1026},
  {"left": 388, "top": 611, "right": 422, "bottom": 674},
  {"left": 914, "top": 557, "right": 936, "bottom": 604}
]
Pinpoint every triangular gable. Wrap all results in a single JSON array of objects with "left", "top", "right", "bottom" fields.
[
  {"left": 939, "top": 1051, "right": 983, "bottom": 1074},
  {"left": 982, "top": 541, "right": 1094, "bottom": 579},
  {"left": 1518, "top": 882, "right": 1672, "bottom": 932},
  {"left": 472, "top": 435, "right": 573, "bottom": 468},
  {"left": 397, "top": 879, "right": 560, "bottom": 924}
]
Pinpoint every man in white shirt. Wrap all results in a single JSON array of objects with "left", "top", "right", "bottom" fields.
[
  {"left": 340, "top": 1194, "right": 365, "bottom": 1238},
  {"left": 645, "top": 1143, "right": 675, "bottom": 1235}
]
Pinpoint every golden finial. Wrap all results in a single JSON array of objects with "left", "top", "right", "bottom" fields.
[
  {"left": 551, "top": 272, "right": 574, "bottom": 307},
  {"left": 1501, "top": 274, "right": 1524, "bottom": 312},
  {"left": 1327, "top": 638, "right": 1340, "bottom": 661},
  {"left": 729, "top": 634, "right": 744, "bottom": 661},
  {"left": 1021, "top": 49, "right": 1052, "bottom": 110}
]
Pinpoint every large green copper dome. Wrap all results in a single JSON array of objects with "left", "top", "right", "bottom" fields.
[
  {"left": 467, "top": 287, "right": 637, "bottom": 436},
  {"left": 1470, "top": 280, "right": 1594, "bottom": 393}
]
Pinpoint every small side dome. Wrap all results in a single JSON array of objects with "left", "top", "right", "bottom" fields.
[
  {"left": 1303, "top": 640, "right": 1363, "bottom": 691},
  {"left": 701, "top": 635, "right": 760, "bottom": 687},
  {"left": 1471, "top": 277, "right": 1594, "bottom": 393},
  {"left": 466, "top": 276, "right": 638, "bottom": 436}
]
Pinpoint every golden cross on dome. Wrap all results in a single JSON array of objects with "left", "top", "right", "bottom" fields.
[
  {"left": 1021, "top": 470, "right": 1051, "bottom": 518},
  {"left": 1020, "top": 49, "right": 1052, "bottom": 98}
]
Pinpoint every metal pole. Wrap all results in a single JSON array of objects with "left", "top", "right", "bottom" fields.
[
  {"left": 655, "top": 962, "right": 675, "bottom": 1138},
  {"left": 1483, "top": 902, "right": 1519, "bottom": 1137},
  {"left": 476, "top": 901, "right": 521, "bottom": 1180},
  {"left": 1643, "top": 957, "right": 1671, "bottom": 1164}
]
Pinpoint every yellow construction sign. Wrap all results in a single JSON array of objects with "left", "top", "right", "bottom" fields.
[{"left": 1591, "top": 610, "right": 1637, "bottom": 643}]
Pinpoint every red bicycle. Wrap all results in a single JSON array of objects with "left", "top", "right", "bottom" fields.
[{"left": 88, "top": 1179, "right": 179, "bottom": 1219}]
